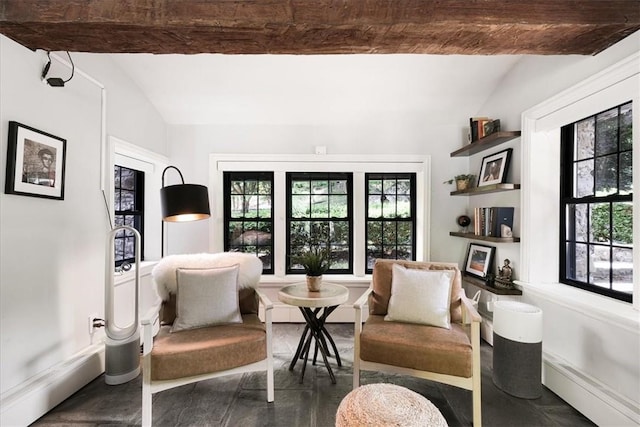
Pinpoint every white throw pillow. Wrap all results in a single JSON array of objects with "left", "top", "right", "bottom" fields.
[
  {"left": 171, "top": 265, "right": 242, "bottom": 332},
  {"left": 384, "top": 264, "right": 453, "bottom": 329}
]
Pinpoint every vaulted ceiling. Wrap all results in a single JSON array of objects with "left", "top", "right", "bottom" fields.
[{"left": 1, "top": 0, "right": 639, "bottom": 55}]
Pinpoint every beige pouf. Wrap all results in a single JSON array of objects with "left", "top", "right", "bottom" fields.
[{"left": 336, "top": 383, "right": 448, "bottom": 427}]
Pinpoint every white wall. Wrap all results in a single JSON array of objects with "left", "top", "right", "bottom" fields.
[
  {"left": 480, "top": 31, "right": 640, "bottom": 425},
  {"left": 0, "top": 36, "right": 167, "bottom": 425}
]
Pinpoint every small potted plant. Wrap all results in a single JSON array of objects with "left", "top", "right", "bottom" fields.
[
  {"left": 295, "top": 247, "right": 329, "bottom": 291},
  {"left": 443, "top": 174, "right": 475, "bottom": 191}
]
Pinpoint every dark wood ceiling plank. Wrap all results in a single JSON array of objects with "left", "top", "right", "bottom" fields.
[{"left": 1, "top": 0, "right": 639, "bottom": 55}]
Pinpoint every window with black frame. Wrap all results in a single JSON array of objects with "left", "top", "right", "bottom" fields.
[
  {"left": 365, "top": 173, "right": 417, "bottom": 273},
  {"left": 224, "top": 172, "right": 274, "bottom": 273},
  {"left": 114, "top": 165, "right": 144, "bottom": 267},
  {"left": 287, "top": 172, "right": 353, "bottom": 274},
  {"left": 560, "top": 101, "right": 633, "bottom": 302}
]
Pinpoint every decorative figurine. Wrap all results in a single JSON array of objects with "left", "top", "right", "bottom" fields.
[
  {"left": 457, "top": 215, "right": 471, "bottom": 232},
  {"left": 495, "top": 259, "right": 515, "bottom": 289}
]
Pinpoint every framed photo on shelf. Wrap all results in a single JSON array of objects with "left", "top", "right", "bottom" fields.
[
  {"left": 477, "top": 148, "right": 512, "bottom": 187},
  {"left": 5, "top": 121, "right": 67, "bottom": 200},
  {"left": 464, "top": 243, "right": 495, "bottom": 279}
]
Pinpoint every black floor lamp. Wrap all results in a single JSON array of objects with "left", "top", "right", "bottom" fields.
[{"left": 160, "top": 166, "right": 210, "bottom": 257}]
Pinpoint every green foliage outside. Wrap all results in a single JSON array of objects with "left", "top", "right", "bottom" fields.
[{"left": 591, "top": 203, "right": 633, "bottom": 244}]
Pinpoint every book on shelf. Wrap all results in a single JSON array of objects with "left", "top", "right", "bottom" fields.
[
  {"left": 469, "top": 117, "right": 491, "bottom": 142},
  {"left": 473, "top": 207, "right": 514, "bottom": 237}
]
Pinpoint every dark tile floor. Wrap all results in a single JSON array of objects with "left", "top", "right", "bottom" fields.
[{"left": 32, "top": 323, "right": 594, "bottom": 427}]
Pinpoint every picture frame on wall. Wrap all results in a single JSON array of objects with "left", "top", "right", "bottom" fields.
[
  {"left": 477, "top": 148, "right": 512, "bottom": 187},
  {"left": 464, "top": 243, "right": 495, "bottom": 279},
  {"left": 5, "top": 121, "right": 67, "bottom": 200}
]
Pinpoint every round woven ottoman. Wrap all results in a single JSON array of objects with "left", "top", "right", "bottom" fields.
[{"left": 336, "top": 383, "right": 448, "bottom": 427}]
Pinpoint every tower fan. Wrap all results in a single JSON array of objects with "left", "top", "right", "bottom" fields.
[{"left": 104, "top": 226, "right": 141, "bottom": 385}]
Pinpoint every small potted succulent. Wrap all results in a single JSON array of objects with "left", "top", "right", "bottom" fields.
[
  {"left": 443, "top": 174, "right": 476, "bottom": 191},
  {"left": 295, "top": 247, "right": 329, "bottom": 292}
]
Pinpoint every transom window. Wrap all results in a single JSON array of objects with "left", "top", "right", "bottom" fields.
[
  {"left": 114, "top": 165, "right": 144, "bottom": 266},
  {"left": 286, "top": 172, "right": 353, "bottom": 274},
  {"left": 365, "top": 173, "right": 416, "bottom": 273},
  {"left": 223, "top": 172, "right": 274, "bottom": 274},
  {"left": 560, "top": 101, "right": 633, "bottom": 302}
]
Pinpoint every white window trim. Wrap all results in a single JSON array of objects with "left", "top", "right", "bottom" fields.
[
  {"left": 106, "top": 136, "right": 168, "bottom": 263},
  {"left": 519, "top": 52, "right": 639, "bottom": 314},
  {"left": 209, "top": 153, "right": 431, "bottom": 278}
]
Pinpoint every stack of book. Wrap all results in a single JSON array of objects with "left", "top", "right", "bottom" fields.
[
  {"left": 473, "top": 207, "right": 514, "bottom": 237},
  {"left": 469, "top": 117, "right": 501, "bottom": 142}
]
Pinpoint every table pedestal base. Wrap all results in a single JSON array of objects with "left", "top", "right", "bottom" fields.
[{"left": 289, "top": 306, "right": 342, "bottom": 383}]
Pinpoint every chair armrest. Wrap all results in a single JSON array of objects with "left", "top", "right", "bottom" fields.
[
  {"left": 353, "top": 287, "right": 372, "bottom": 311},
  {"left": 460, "top": 291, "right": 482, "bottom": 323},
  {"left": 141, "top": 297, "right": 163, "bottom": 326},
  {"left": 255, "top": 289, "right": 273, "bottom": 311}
]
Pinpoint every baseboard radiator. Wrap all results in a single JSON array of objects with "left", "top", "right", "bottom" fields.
[
  {"left": 543, "top": 351, "right": 640, "bottom": 426},
  {"left": 0, "top": 343, "right": 105, "bottom": 426}
]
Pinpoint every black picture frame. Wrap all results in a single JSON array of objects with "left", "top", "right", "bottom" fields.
[
  {"left": 5, "top": 121, "right": 67, "bottom": 200},
  {"left": 464, "top": 243, "right": 495, "bottom": 279},
  {"left": 477, "top": 148, "right": 512, "bottom": 187}
]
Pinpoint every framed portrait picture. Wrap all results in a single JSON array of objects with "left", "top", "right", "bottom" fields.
[
  {"left": 477, "top": 148, "right": 512, "bottom": 187},
  {"left": 464, "top": 243, "right": 495, "bottom": 279},
  {"left": 5, "top": 121, "right": 67, "bottom": 200}
]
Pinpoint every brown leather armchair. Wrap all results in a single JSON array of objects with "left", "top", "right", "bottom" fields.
[
  {"left": 353, "top": 259, "right": 482, "bottom": 426},
  {"left": 141, "top": 253, "right": 274, "bottom": 426}
]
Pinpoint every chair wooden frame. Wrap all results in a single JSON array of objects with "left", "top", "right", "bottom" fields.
[
  {"left": 353, "top": 269, "right": 482, "bottom": 426},
  {"left": 140, "top": 290, "right": 274, "bottom": 427}
]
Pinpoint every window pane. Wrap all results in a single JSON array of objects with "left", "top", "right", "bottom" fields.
[
  {"left": 397, "top": 179, "right": 411, "bottom": 195},
  {"left": 575, "top": 117, "right": 594, "bottom": 161},
  {"left": 397, "top": 195, "right": 411, "bottom": 218},
  {"left": 114, "top": 166, "right": 121, "bottom": 187},
  {"left": 612, "top": 202, "right": 633, "bottom": 245},
  {"left": 244, "top": 180, "right": 258, "bottom": 194},
  {"left": 331, "top": 221, "right": 350, "bottom": 245},
  {"left": 620, "top": 102, "right": 632, "bottom": 151},
  {"left": 383, "top": 221, "right": 397, "bottom": 243},
  {"left": 382, "top": 195, "right": 397, "bottom": 218},
  {"left": 396, "top": 245, "right": 413, "bottom": 260},
  {"left": 368, "top": 179, "right": 382, "bottom": 194},
  {"left": 595, "top": 108, "right": 619, "bottom": 156},
  {"left": 383, "top": 179, "right": 397, "bottom": 195},
  {"left": 367, "top": 222, "right": 382, "bottom": 246},
  {"left": 259, "top": 248, "right": 272, "bottom": 270},
  {"left": 590, "top": 203, "right": 610, "bottom": 243},
  {"left": 230, "top": 180, "right": 244, "bottom": 194},
  {"left": 574, "top": 160, "right": 593, "bottom": 198},
  {"left": 230, "top": 195, "right": 245, "bottom": 218},
  {"left": 368, "top": 196, "right": 382, "bottom": 218},
  {"left": 114, "top": 238, "right": 124, "bottom": 262},
  {"left": 566, "top": 242, "right": 588, "bottom": 282},
  {"left": 114, "top": 190, "right": 122, "bottom": 211},
  {"left": 329, "top": 195, "right": 348, "bottom": 218},
  {"left": 244, "top": 195, "right": 258, "bottom": 218},
  {"left": 330, "top": 245, "right": 349, "bottom": 269},
  {"left": 257, "top": 195, "right": 272, "bottom": 218},
  {"left": 258, "top": 180, "right": 271, "bottom": 195},
  {"left": 120, "top": 190, "right": 135, "bottom": 211},
  {"left": 611, "top": 247, "right": 633, "bottom": 294},
  {"left": 573, "top": 203, "right": 588, "bottom": 242},
  {"left": 367, "top": 246, "right": 382, "bottom": 270},
  {"left": 310, "top": 195, "right": 329, "bottom": 217},
  {"left": 590, "top": 245, "right": 610, "bottom": 288},
  {"left": 292, "top": 181, "right": 310, "bottom": 194},
  {"left": 620, "top": 151, "right": 632, "bottom": 194},
  {"left": 312, "top": 180, "right": 328, "bottom": 194},
  {"left": 595, "top": 154, "right": 617, "bottom": 196},
  {"left": 397, "top": 222, "right": 413, "bottom": 245},
  {"left": 291, "top": 195, "right": 310, "bottom": 218},
  {"left": 330, "top": 180, "right": 347, "bottom": 194},
  {"left": 120, "top": 168, "right": 135, "bottom": 190}
]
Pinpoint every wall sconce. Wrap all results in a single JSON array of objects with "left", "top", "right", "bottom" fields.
[{"left": 160, "top": 166, "right": 210, "bottom": 256}]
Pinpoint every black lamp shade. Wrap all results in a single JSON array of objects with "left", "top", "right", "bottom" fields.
[{"left": 160, "top": 183, "right": 210, "bottom": 222}]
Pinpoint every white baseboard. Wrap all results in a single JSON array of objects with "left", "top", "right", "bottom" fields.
[
  {"left": 0, "top": 343, "right": 105, "bottom": 427},
  {"left": 543, "top": 352, "right": 640, "bottom": 426}
]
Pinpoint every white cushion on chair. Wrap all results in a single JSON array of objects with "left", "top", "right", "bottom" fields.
[
  {"left": 384, "top": 264, "right": 453, "bottom": 329},
  {"left": 171, "top": 265, "right": 242, "bottom": 332},
  {"left": 153, "top": 252, "right": 262, "bottom": 301}
]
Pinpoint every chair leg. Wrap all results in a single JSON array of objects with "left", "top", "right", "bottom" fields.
[
  {"left": 471, "top": 321, "right": 482, "bottom": 427},
  {"left": 142, "top": 354, "right": 152, "bottom": 427},
  {"left": 353, "top": 317, "right": 362, "bottom": 389}
]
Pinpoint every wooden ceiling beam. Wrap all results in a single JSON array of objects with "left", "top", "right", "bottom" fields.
[{"left": 1, "top": 0, "right": 639, "bottom": 55}]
